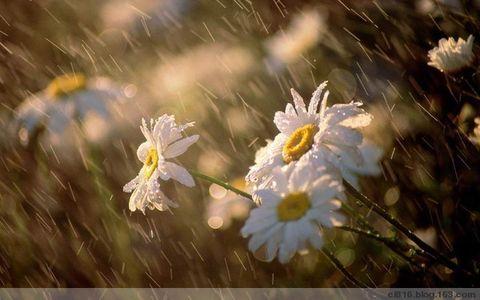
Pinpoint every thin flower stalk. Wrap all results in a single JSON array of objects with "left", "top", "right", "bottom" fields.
[
  {"left": 342, "top": 180, "right": 465, "bottom": 274},
  {"left": 320, "top": 248, "right": 368, "bottom": 288},
  {"left": 336, "top": 226, "right": 425, "bottom": 269},
  {"left": 190, "top": 170, "right": 253, "bottom": 200}
]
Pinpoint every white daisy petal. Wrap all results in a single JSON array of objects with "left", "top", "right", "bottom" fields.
[
  {"left": 318, "top": 211, "right": 347, "bottom": 228},
  {"left": 241, "top": 212, "right": 277, "bottom": 236},
  {"left": 123, "top": 174, "right": 141, "bottom": 193},
  {"left": 246, "top": 135, "right": 286, "bottom": 182},
  {"left": 278, "top": 222, "right": 298, "bottom": 264},
  {"left": 428, "top": 35, "right": 474, "bottom": 73},
  {"left": 290, "top": 88, "right": 306, "bottom": 113},
  {"left": 163, "top": 162, "right": 195, "bottom": 187},
  {"left": 265, "top": 229, "right": 283, "bottom": 261},
  {"left": 323, "top": 103, "right": 372, "bottom": 128},
  {"left": 242, "top": 162, "right": 346, "bottom": 263},
  {"left": 129, "top": 180, "right": 148, "bottom": 212},
  {"left": 321, "top": 125, "right": 363, "bottom": 147},
  {"left": 248, "top": 222, "right": 284, "bottom": 253},
  {"left": 308, "top": 227, "right": 324, "bottom": 249},
  {"left": 253, "top": 189, "right": 280, "bottom": 204},
  {"left": 310, "top": 81, "right": 328, "bottom": 115},
  {"left": 163, "top": 135, "right": 199, "bottom": 159},
  {"left": 123, "top": 115, "right": 198, "bottom": 213}
]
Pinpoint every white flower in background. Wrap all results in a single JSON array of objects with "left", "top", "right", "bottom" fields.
[
  {"left": 206, "top": 178, "right": 252, "bottom": 230},
  {"left": 265, "top": 10, "right": 327, "bottom": 66},
  {"left": 15, "top": 73, "right": 124, "bottom": 146},
  {"left": 154, "top": 43, "right": 254, "bottom": 97},
  {"left": 428, "top": 35, "right": 475, "bottom": 73},
  {"left": 101, "top": 0, "right": 192, "bottom": 33},
  {"left": 416, "top": 0, "right": 480, "bottom": 14},
  {"left": 123, "top": 115, "right": 199, "bottom": 213},
  {"left": 416, "top": 0, "right": 461, "bottom": 14},
  {"left": 246, "top": 81, "right": 377, "bottom": 187},
  {"left": 242, "top": 162, "right": 346, "bottom": 263},
  {"left": 470, "top": 117, "right": 480, "bottom": 146}
]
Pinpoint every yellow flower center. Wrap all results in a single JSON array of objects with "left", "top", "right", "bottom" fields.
[
  {"left": 144, "top": 148, "right": 159, "bottom": 179},
  {"left": 282, "top": 124, "right": 318, "bottom": 163},
  {"left": 46, "top": 73, "right": 87, "bottom": 98},
  {"left": 277, "top": 192, "right": 311, "bottom": 222}
]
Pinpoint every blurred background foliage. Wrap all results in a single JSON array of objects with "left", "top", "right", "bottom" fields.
[{"left": 0, "top": 0, "right": 480, "bottom": 287}]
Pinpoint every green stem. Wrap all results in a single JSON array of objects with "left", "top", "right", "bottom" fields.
[
  {"left": 341, "top": 202, "right": 375, "bottom": 232},
  {"left": 341, "top": 203, "right": 430, "bottom": 259},
  {"left": 336, "top": 226, "right": 423, "bottom": 268},
  {"left": 189, "top": 170, "right": 253, "bottom": 200},
  {"left": 320, "top": 249, "right": 368, "bottom": 288},
  {"left": 343, "top": 180, "right": 463, "bottom": 274}
]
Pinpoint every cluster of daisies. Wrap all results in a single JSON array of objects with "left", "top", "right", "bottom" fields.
[
  {"left": 121, "top": 82, "right": 381, "bottom": 263},
  {"left": 12, "top": 33, "right": 476, "bottom": 264}
]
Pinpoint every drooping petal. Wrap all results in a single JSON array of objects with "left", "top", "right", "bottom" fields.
[
  {"left": 128, "top": 180, "right": 148, "bottom": 212},
  {"left": 149, "top": 188, "right": 179, "bottom": 211},
  {"left": 163, "top": 162, "right": 195, "bottom": 187},
  {"left": 163, "top": 135, "right": 199, "bottom": 159},
  {"left": 123, "top": 174, "right": 141, "bottom": 193},
  {"left": 152, "top": 114, "right": 196, "bottom": 149}
]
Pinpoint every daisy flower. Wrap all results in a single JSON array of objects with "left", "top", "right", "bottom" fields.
[
  {"left": 246, "top": 81, "right": 374, "bottom": 187},
  {"left": 265, "top": 10, "right": 327, "bottom": 67},
  {"left": 123, "top": 115, "right": 199, "bottom": 213},
  {"left": 241, "top": 161, "right": 346, "bottom": 263},
  {"left": 15, "top": 73, "right": 124, "bottom": 146},
  {"left": 428, "top": 35, "right": 475, "bottom": 73}
]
